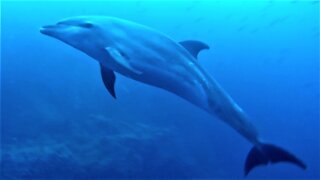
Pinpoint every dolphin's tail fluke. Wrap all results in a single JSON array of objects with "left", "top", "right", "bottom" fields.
[{"left": 244, "top": 143, "right": 306, "bottom": 176}]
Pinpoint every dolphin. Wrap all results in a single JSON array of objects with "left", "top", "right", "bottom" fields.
[{"left": 40, "top": 16, "right": 306, "bottom": 175}]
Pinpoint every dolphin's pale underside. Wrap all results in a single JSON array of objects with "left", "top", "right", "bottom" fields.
[{"left": 40, "top": 16, "right": 306, "bottom": 176}]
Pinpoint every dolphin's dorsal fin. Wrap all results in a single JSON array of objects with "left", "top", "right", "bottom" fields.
[
  {"left": 105, "top": 47, "right": 142, "bottom": 74},
  {"left": 100, "top": 63, "right": 116, "bottom": 99},
  {"left": 179, "top": 40, "right": 209, "bottom": 59}
]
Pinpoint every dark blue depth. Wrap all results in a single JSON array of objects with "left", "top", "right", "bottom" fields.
[{"left": 1, "top": 0, "right": 319, "bottom": 179}]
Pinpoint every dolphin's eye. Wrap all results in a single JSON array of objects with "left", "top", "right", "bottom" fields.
[{"left": 80, "top": 23, "right": 93, "bottom": 28}]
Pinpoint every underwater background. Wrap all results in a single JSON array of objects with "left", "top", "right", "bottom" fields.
[{"left": 1, "top": 0, "right": 319, "bottom": 179}]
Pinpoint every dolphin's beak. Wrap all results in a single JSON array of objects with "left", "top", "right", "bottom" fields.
[{"left": 40, "top": 25, "right": 55, "bottom": 35}]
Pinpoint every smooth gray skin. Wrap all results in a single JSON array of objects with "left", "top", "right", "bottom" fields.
[{"left": 40, "top": 16, "right": 260, "bottom": 145}]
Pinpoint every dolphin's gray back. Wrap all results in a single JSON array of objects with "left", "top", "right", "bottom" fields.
[{"left": 93, "top": 17, "right": 211, "bottom": 106}]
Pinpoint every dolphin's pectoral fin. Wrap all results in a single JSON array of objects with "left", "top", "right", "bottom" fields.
[
  {"left": 100, "top": 63, "right": 116, "bottom": 99},
  {"left": 105, "top": 47, "right": 142, "bottom": 74},
  {"left": 179, "top": 40, "right": 209, "bottom": 59}
]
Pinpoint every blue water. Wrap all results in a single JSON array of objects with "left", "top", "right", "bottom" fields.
[{"left": 1, "top": 0, "right": 319, "bottom": 179}]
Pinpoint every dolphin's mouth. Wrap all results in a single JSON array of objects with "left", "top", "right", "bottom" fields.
[{"left": 40, "top": 25, "right": 57, "bottom": 36}]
